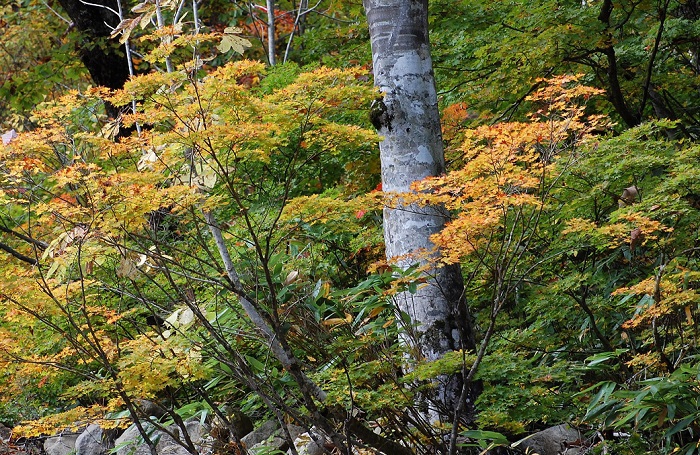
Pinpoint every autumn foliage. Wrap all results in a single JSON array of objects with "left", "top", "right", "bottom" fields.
[{"left": 2, "top": 2, "right": 700, "bottom": 451}]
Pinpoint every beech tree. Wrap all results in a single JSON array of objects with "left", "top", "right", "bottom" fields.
[{"left": 363, "top": 0, "right": 477, "bottom": 423}]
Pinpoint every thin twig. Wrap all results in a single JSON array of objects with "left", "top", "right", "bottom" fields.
[
  {"left": 78, "top": 0, "right": 119, "bottom": 16},
  {"left": 41, "top": 0, "right": 72, "bottom": 24}
]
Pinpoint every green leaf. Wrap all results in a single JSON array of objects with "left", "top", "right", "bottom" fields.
[
  {"left": 665, "top": 415, "right": 697, "bottom": 438},
  {"left": 460, "top": 429, "right": 509, "bottom": 447},
  {"left": 245, "top": 355, "right": 265, "bottom": 373},
  {"left": 585, "top": 349, "right": 628, "bottom": 367}
]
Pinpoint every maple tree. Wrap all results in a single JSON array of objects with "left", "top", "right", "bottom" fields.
[
  {"left": 3, "top": 0, "right": 700, "bottom": 453},
  {"left": 0, "top": 39, "right": 419, "bottom": 451},
  {"left": 424, "top": 76, "right": 700, "bottom": 453},
  {"left": 430, "top": 0, "right": 700, "bottom": 132}
]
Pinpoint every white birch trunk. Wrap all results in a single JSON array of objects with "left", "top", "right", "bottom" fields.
[
  {"left": 267, "top": 0, "right": 276, "bottom": 65},
  {"left": 363, "top": 0, "right": 476, "bottom": 421}
]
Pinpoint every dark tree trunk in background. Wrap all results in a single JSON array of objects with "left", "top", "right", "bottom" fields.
[{"left": 57, "top": 0, "right": 131, "bottom": 109}]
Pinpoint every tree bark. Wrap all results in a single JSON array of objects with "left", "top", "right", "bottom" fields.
[
  {"left": 56, "top": 0, "right": 131, "bottom": 113},
  {"left": 596, "top": 0, "right": 641, "bottom": 127},
  {"left": 266, "top": 0, "right": 277, "bottom": 65},
  {"left": 363, "top": 0, "right": 477, "bottom": 422}
]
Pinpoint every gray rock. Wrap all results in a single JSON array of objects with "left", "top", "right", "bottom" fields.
[
  {"left": 242, "top": 421, "right": 307, "bottom": 455},
  {"left": 183, "top": 420, "right": 204, "bottom": 445},
  {"left": 156, "top": 445, "right": 190, "bottom": 455},
  {"left": 137, "top": 400, "right": 167, "bottom": 420},
  {"left": 218, "top": 406, "right": 253, "bottom": 438},
  {"left": 44, "top": 434, "right": 79, "bottom": 455},
  {"left": 114, "top": 422, "right": 160, "bottom": 455},
  {"left": 208, "top": 407, "right": 254, "bottom": 443},
  {"left": 250, "top": 436, "right": 286, "bottom": 455},
  {"left": 241, "top": 420, "right": 279, "bottom": 448},
  {"left": 285, "top": 425, "right": 305, "bottom": 443},
  {"left": 167, "top": 421, "right": 207, "bottom": 450},
  {"left": 291, "top": 432, "right": 325, "bottom": 455},
  {"left": 76, "top": 424, "right": 107, "bottom": 455},
  {"left": 0, "top": 423, "right": 11, "bottom": 442},
  {"left": 514, "top": 424, "right": 582, "bottom": 455},
  {"left": 114, "top": 420, "right": 208, "bottom": 455}
]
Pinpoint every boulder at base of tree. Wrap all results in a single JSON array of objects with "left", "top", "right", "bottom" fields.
[
  {"left": 113, "top": 420, "right": 207, "bottom": 455},
  {"left": 76, "top": 424, "right": 117, "bottom": 455},
  {"left": 242, "top": 420, "right": 305, "bottom": 454},
  {"left": 44, "top": 434, "right": 79, "bottom": 455},
  {"left": 513, "top": 424, "right": 584, "bottom": 455},
  {"left": 240, "top": 420, "right": 278, "bottom": 448},
  {"left": 289, "top": 432, "right": 325, "bottom": 455}
]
